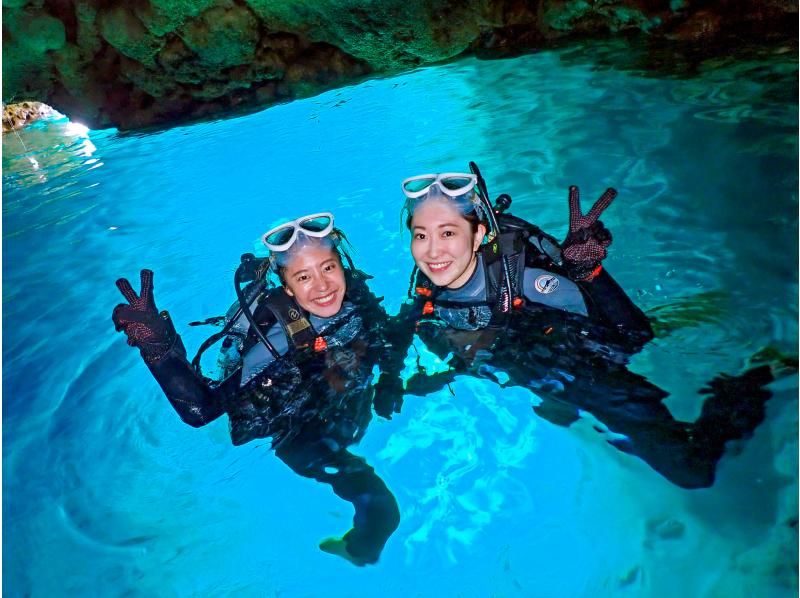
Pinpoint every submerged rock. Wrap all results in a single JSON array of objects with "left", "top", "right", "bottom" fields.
[
  {"left": 643, "top": 516, "right": 687, "bottom": 548},
  {"left": 2, "top": 0, "right": 796, "bottom": 130}
]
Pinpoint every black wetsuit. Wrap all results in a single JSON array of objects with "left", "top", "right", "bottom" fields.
[
  {"left": 143, "top": 270, "right": 400, "bottom": 563},
  {"left": 390, "top": 236, "right": 773, "bottom": 489}
]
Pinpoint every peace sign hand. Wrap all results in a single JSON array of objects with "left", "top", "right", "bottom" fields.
[
  {"left": 112, "top": 269, "right": 177, "bottom": 362},
  {"left": 560, "top": 186, "right": 616, "bottom": 281}
]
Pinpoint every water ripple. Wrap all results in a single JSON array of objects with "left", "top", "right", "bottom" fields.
[{"left": 3, "top": 38, "right": 797, "bottom": 596}]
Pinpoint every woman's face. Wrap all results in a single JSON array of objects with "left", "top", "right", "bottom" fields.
[
  {"left": 283, "top": 244, "right": 346, "bottom": 318},
  {"left": 410, "top": 199, "right": 486, "bottom": 289}
]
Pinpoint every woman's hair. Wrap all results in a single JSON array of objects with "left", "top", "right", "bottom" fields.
[
  {"left": 269, "top": 228, "right": 353, "bottom": 286},
  {"left": 402, "top": 188, "right": 487, "bottom": 235}
]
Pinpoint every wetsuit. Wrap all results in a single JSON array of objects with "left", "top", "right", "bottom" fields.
[
  {"left": 142, "top": 269, "right": 400, "bottom": 564},
  {"left": 390, "top": 234, "right": 773, "bottom": 489}
]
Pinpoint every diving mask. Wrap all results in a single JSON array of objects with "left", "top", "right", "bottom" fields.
[
  {"left": 261, "top": 212, "right": 335, "bottom": 252},
  {"left": 401, "top": 173, "right": 478, "bottom": 200}
]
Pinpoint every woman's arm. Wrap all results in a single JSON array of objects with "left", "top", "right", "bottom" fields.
[
  {"left": 345, "top": 269, "right": 418, "bottom": 418},
  {"left": 522, "top": 184, "right": 654, "bottom": 346},
  {"left": 112, "top": 269, "right": 233, "bottom": 427},
  {"left": 574, "top": 268, "right": 654, "bottom": 342},
  {"left": 145, "top": 330, "right": 232, "bottom": 427}
]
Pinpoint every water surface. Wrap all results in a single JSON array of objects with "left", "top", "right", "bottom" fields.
[{"left": 3, "top": 39, "right": 797, "bottom": 597}]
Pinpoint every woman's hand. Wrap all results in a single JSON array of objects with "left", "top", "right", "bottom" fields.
[
  {"left": 373, "top": 373, "right": 404, "bottom": 420},
  {"left": 561, "top": 186, "right": 616, "bottom": 281},
  {"left": 112, "top": 269, "right": 177, "bottom": 363}
]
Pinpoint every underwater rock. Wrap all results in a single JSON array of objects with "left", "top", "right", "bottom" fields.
[
  {"left": 2, "top": 101, "right": 56, "bottom": 133},
  {"left": 2, "top": 0, "right": 797, "bottom": 130},
  {"left": 644, "top": 516, "right": 686, "bottom": 546},
  {"left": 720, "top": 490, "right": 799, "bottom": 591},
  {"left": 618, "top": 565, "right": 641, "bottom": 587}
]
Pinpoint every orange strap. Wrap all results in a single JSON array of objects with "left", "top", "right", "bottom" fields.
[{"left": 584, "top": 265, "right": 603, "bottom": 282}]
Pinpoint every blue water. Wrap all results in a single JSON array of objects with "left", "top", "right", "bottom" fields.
[{"left": 3, "top": 40, "right": 797, "bottom": 596}]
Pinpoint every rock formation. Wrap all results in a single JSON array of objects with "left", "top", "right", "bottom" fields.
[
  {"left": 2, "top": 0, "right": 796, "bottom": 131},
  {"left": 2, "top": 100, "right": 56, "bottom": 132}
]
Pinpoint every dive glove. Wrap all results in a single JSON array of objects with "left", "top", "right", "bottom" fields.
[
  {"left": 112, "top": 269, "right": 178, "bottom": 363},
  {"left": 373, "top": 373, "right": 404, "bottom": 420},
  {"left": 561, "top": 185, "right": 616, "bottom": 281}
]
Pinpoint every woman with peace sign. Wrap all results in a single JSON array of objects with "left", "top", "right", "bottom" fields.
[
  {"left": 112, "top": 214, "right": 401, "bottom": 566},
  {"left": 393, "top": 163, "right": 654, "bottom": 354},
  {"left": 378, "top": 163, "right": 774, "bottom": 489}
]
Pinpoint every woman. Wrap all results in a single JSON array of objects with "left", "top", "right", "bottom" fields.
[
  {"left": 390, "top": 164, "right": 774, "bottom": 489},
  {"left": 112, "top": 213, "right": 400, "bottom": 566}
]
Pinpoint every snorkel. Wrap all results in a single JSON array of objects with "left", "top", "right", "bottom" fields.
[
  {"left": 468, "top": 161, "right": 514, "bottom": 313},
  {"left": 235, "top": 253, "right": 280, "bottom": 359},
  {"left": 191, "top": 252, "right": 274, "bottom": 373}
]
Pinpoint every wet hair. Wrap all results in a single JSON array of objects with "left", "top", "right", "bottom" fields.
[
  {"left": 269, "top": 229, "right": 353, "bottom": 287},
  {"left": 402, "top": 188, "right": 487, "bottom": 236}
]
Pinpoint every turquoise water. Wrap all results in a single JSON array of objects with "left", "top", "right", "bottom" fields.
[{"left": 3, "top": 40, "right": 797, "bottom": 596}]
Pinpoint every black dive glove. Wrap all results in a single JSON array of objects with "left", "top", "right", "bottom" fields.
[
  {"left": 373, "top": 373, "right": 404, "bottom": 420},
  {"left": 561, "top": 185, "right": 616, "bottom": 281},
  {"left": 112, "top": 269, "right": 178, "bottom": 364}
]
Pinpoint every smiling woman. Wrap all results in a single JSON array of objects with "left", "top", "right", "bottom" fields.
[
  {"left": 262, "top": 212, "right": 348, "bottom": 318},
  {"left": 282, "top": 247, "right": 346, "bottom": 316},
  {"left": 390, "top": 163, "right": 778, "bottom": 490},
  {"left": 110, "top": 212, "right": 404, "bottom": 566},
  {"left": 410, "top": 197, "right": 487, "bottom": 289}
]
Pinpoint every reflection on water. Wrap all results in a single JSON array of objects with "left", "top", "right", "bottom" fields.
[
  {"left": 3, "top": 39, "right": 797, "bottom": 596},
  {"left": 4, "top": 116, "right": 97, "bottom": 184}
]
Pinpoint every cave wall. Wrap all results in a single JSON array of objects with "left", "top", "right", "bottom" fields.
[{"left": 2, "top": 0, "right": 796, "bottom": 130}]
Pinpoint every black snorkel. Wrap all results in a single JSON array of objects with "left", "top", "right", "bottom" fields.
[
  {"left": 190, "top": 253, "right": 278, "bottom": 375},
  {"left": 233, "top": 253, "right": 281, "bottom": 360},
  {"left": 469, "top": 161, "right": 514, "bottom": 313},
  {"left": 469, "top": 161, "right": 502, "bottom": 235}
]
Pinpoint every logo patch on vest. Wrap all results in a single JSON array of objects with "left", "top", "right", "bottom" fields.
[
  {"left": 288, "top": 308, "right": 301, "bottom": 321},
  {"left": 534, "top": 274, "right": 559, "bottom": 294}
]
